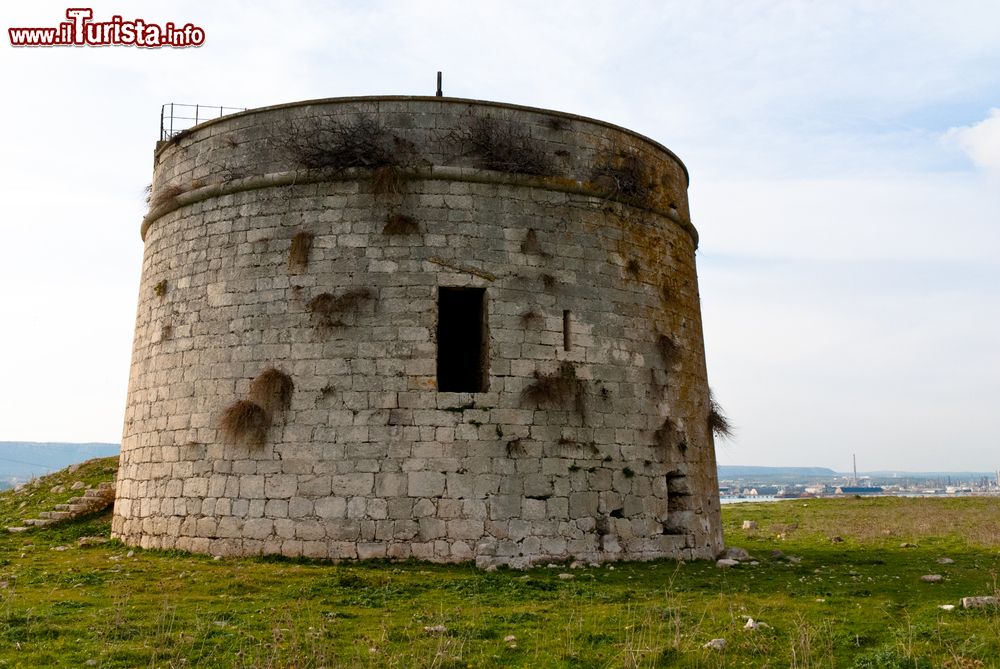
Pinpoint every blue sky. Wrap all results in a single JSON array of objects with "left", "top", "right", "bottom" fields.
[{"left": 1, "top": 1, "right": 998, "bottom": 470}]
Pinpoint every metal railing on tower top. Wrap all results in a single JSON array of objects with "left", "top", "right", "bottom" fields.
[{"left": 160, "top": 103, "right": 246, "bottom": 141}]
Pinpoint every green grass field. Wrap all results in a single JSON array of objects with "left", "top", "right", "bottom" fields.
[{"left": 2, "top": 458, "right": 1000, "bottom": 668}]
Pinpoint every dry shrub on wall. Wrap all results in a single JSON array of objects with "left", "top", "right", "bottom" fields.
[
  {"left": 248, "top": 367, "right": 294, "bottom": 416},
  {"left": 449, "top": 114, "right": 551, "bottom": 176},
  {"left": 288, "top": 231, "right": 314, "bottom": 270},
  {"left": 283, "top": 117, "right": 416, "bottom": 201},
  {"left": 286, "top": 117, "right": 401, "bottom": 171},
  {"left": 521, "top": 362, "right": 589, "bottom": 421},
  {"left": 591, "top": 147, "right": 654, "bottom": 207},
  {"left": 220, "top": 400, "right": 270, "bottom": 446},
  {"left": 307, "top": 288, "right": 374, "bottom": 330}
]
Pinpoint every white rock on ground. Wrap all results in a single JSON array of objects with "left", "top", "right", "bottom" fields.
[
  {"left": 720, "top": 547, "right": 751, "bottom": 561},
  {"left": 703, "top": 638, "right": 726, "bottom": 650},
  {"left": 962, "top": 596, "right": 999, "bottom": 609}
]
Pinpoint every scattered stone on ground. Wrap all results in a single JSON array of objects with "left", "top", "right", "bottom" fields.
[
  {"left": 770, "top": 549, "right": 784, "bottom": 559},
  {"left": 78, "top": 536, "right": 110, "bottom": 547},
  {"left": 423, "top": 625, "right": 448, "bottom": 634},
  {"left": 900, "top": 542, "right": 917, "bottom": 548},
  {"left": 68, "top": 464, "right": 80, "bottom": 473},
  {"left": 786, "top": 555, "right": 802, "bottom": 564},
  {"left": 570, "top": 560, "right": 584, "bottom": 569},
  {"left": 744, "top": 618, "right": 758, "bottom": 630},
  {"left": 962, "top": 596, "right": 999, "bottom": 609},
  {"left": 937, "top": 557, "right": 955, "bottom": 564},
  {"left": 51, "top": 545, "right": 69, "bottom": 551},
  {"left": 703, "top": 638, "right": 727, "bottom": 650},
  {"left": 921, "top": 574, "right": 943, "bottom": 583},
  {"left": 504, "top": 635, "right": 517, "bottom": 648},
  {"left": 741, "top": 520, "right": 757, "bottom": 530},
  {"left": 716, "top": 558, "right": 739, "bottom": 569},
  {"left": 558, "top": 573, "right": 574, "bottom": 580},
  {"left": 50, "top": 485, "right": 65, "bottom": 494},
  {"left": 939, "top": 604, "right": 956, "bottom": 611},
  {"left": 720, "top": 547, "right": 751, "bottom": 561},
  {"left": 70, "top": 481, "right": 86, "bottom": 490},
  {"left": 830, "top": 536, "right": 844, "bottom": 543}
]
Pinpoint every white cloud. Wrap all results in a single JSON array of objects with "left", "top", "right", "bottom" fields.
[{"left": 946, "top": 108, "right": 1000, "bottom": 173}]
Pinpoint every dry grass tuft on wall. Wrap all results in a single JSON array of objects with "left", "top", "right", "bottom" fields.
[
  {"left": 288, "top": 232, "right": 314, "bottom": 270},
  {"left": 657, "top": 335, "right": 679, "bottom": 369},
  {"left": 383, "top": 213, "right": 420, "bottom": 235},
  {"left": 248, "top": 367, "right": 295, "bottom": 416},
  {"left": 371, "top": 164, "right": 405, "bottom": 197},
  {"left": 219, "top": 400, "right": 270, "bottom": 446},
  {"left": 307, "top": 288, "right": 374, "bottom": 330},
  {"left": 708, "top": 390, "right": 734, "bottom": 440},
  {"left": 521, "top": 362, "right": 589, "bottom": 421},
  {"left": 519, "top": 308, "right": 543, "bottom": 328},
  {"left": 148, "top": 184, "right": 185, "bottom": 210}
]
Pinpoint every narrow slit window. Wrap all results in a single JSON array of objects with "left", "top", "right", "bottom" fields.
[
  {"left": 437, "top": 287, "right": 488, "bottom": 392},
  {"left": 563, "top": 310, "right": 572, "bottom": 351}
]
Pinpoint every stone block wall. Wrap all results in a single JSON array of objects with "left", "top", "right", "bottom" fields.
[{"left": 112, "top": 96, "right": 724, "bottom": 567}]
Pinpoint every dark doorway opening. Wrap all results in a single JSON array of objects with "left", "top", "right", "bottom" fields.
[{"left": 437, "top": 287, "right": 488, "bottom": 392}]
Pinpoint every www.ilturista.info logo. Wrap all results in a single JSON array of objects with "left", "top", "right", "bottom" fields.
[{"left": 9, "top": 8, "right": 205, "bottom": 47}]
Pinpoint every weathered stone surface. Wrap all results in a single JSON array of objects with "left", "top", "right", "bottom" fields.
[
  {"left": 962, "top": 596, "right": 999, "bottom": 609},
  {"left": 112, "top": 96, "right": 723, "bottom": 567}
]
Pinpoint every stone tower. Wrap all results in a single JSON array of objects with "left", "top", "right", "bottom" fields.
[{"left": 112, "top": 96, "right": 724, "bottom": 567}]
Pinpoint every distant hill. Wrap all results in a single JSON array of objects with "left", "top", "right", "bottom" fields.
[
  {"left": 718, "top": 465, "right": 995, "bottom": 480},
  {"left": 718, "top": 465, "right": 839, "bottom": 479},
  {"left": 0, "top": 442, "right": 120, "bottom": 483}
]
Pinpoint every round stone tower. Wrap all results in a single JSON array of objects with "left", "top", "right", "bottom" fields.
[{"left": 112, "top": 96, "right": 724, "bottom": 567}]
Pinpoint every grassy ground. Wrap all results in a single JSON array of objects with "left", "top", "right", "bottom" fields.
[{"left": 2, "top": 460, "right": 1000, "bottom": 668}]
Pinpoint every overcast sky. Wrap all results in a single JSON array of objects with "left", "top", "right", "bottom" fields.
[{"left": 1, "top": 1, "right": 998, "bottom": 471}]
